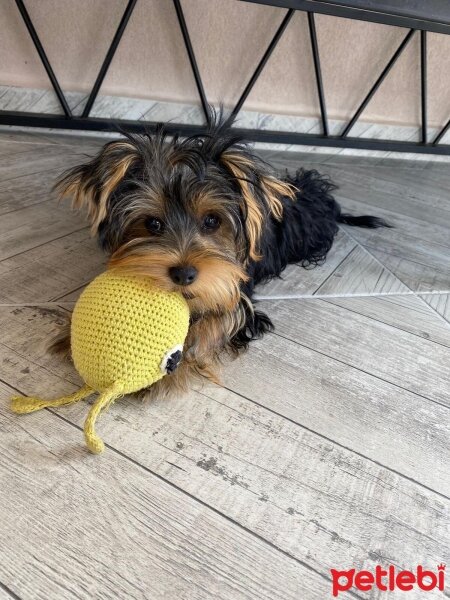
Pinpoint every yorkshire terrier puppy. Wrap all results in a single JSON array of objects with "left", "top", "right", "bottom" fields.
[{"left": 51, "top": 120, "right": 387, "bottom": 398}]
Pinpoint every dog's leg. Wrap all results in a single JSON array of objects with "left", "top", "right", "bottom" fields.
[
  {"left": 139, "top": 314, "right": 227, "bottom": 400},
  {"left": 228, "top": 302, "right": 273, "bottom": 353}
]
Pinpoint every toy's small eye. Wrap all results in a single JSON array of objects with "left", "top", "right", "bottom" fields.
[
  {"left": 145, "top": 216, "right": 164, "bottom": 234},
  {"left": 202, "top": 213, "right": 221, "bottom": 232},
  {"left": 160, "top": 345, "right": 183, "bottom": 375}
]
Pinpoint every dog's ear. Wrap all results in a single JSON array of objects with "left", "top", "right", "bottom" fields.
[
  {"left": 54, "top": 140, "right": 140, "bottom": 234},
  {"left": 219, "top": 150, "right": 296, "bottom": 261}
]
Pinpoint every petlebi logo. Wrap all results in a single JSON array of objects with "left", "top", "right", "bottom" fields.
[{"left": 330, "top": 564, "right": 446, "bottom": 597}]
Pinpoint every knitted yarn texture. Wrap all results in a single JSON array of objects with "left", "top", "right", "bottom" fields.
[
  {"left": 71, "top": 271, "right": 189, "bottom": 393},
  {"left": 11, "top": 271, "right": 189, "bottom": 453}
]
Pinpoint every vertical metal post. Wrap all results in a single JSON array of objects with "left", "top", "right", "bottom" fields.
[
  {"left": 173, "top": 0, "right": 210, "bottom": 126},
  {"left": 307, "top": 12, "right": 328, "bottom": 136},
  {"left": 420, "top": 30, "right": 427, "bottom": 143}
]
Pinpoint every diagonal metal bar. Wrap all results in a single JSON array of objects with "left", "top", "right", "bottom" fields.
[
  {"left": 82, "top": 0, "right": 138, "bottom": 118},
  {"left": 420, "top": 30, "right": 427, "bottom": 143},
  {"left": 341, "top": 28, "right": 415, "bottom": 138},
  {"left": 15, "top": 0, "right": 72, "bottom": 117},
  {"left": 307, "top": 12, "right": 328, "bottom": 136},
  {"left": 433, "top": 118, "right": 450, "bottom": 145},
  {"left": 173, "top": 0, "right": 210, "bottom": 126},
  {"left": 225, "top": 9, "right": 295, "bottom": 126}
]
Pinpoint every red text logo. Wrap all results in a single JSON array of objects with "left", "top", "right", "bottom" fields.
[{"left": 330, "top": 564, "right": 445, "bottom": 597}]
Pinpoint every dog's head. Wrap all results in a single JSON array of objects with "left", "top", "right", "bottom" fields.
[{"left": 55, "top": 124, "right": 295, "bottom": 315}]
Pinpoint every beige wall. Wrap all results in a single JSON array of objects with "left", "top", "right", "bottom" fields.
[{"left": 1, "top": 0, "right": 450, "bottom": 127}]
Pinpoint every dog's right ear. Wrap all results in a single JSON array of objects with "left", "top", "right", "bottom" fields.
[{"left": 54, "top": 140, "right": 140, "bottom": 234}]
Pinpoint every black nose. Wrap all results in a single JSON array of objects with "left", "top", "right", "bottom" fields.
[{"left": 169, "top": 266, "right": 198, "bottom": 286}]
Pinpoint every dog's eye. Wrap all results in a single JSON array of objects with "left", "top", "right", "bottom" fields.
[
  {"left": 145, "top": 216, "right": 164, "bottom": 234},
  {"left": 202, "top": 214, "right": 221, "bottom": 232}
]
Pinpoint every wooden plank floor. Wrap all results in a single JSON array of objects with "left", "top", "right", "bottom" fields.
[{"left": 0, "top": 130, "right": 449, "bottom": 600}]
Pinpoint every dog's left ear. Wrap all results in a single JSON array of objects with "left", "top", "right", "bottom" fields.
[
  {"left": 54, "top": 140, "right": 140, "bottom": 234},
  {"left": 220, "top": 150, "right": 296, "bottom": 261}
]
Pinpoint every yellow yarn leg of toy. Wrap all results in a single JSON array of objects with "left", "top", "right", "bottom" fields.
[
  {"left": 83, "top": 383, "right": 123, "bottom": 454},
  {"left": 11, "top": 384, "right": 93, "bottom": 415}
]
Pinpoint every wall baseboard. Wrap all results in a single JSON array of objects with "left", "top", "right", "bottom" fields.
[{"left": 1, "top": 85, "right": 449, "bottom": 162}]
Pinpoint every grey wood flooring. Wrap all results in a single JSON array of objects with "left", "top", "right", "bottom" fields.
[{"left": 0, "top": 131, "right": 449, "bottom": 600}]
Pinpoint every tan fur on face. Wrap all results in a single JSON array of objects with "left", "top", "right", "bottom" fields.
[
  {"left": 184, "top": 254, "right": 248, "bottom": 312},
  {"left": 108, "top": 245, "right": 178, "bottom": 288},
  {"left": 108, "top": 243, "right": 248, "bottom": 313}
]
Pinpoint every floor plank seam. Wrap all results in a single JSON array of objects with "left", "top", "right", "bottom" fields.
[
  {"left": 357, "top": 241, "right": 450, "bottom": 268},
  {"left": 324, "top": 162, "right": 450, "bottom": 171},
  {"left": 0, "top": 137, "right": 56, "bottom": 147},
  {"left": 255, "top": 290, "right": 416, "bottom": 300},
  {"left": 56, "top": 305, "right": 74, "bottom": 314},
  {"left": 0, "top": 165, "right": 67, "bottom": 186},
  {"left": 417, "top": 293, "right": 450, "bottom": 325},
  {"left": 0, "top": 293, "right": 420, "bottom": 307},
  {"left": 0, "top": 580, "right": 22, "bottom": 600},
  {"left": 412, "top": 290, "right": 450, "bottom": 296},
  {"left": 6, "top": 348, "right": 443, "bottom": 510},
  {"left": 0, "top": 303, "right": 76, "bottom": 307},
  {"left": 6, "top": 372, "right": 438, "bottom": 598},
  {"left": 336, "top": 189, "right": 450, "bottom": 220},
  {"left": 0, "top": 338, "right": 79, "bottom": 389},
  {"left": 36, "top": 403, "right": 366, "bottom": 599},
  {"left": 205, "top": 387, "right": 450, "bottom": 502},
  {"left": 1, "top": 374, "right": 365, "bottom": 597},
  {"left": 0, "top": 171, "right": 68, "bottom": 217},
  {"left": 341, "top": 226, "right": 450, "bottom": 330},
  {"left": 2, "top": 313, "right": 448, "bottom": 501},
  {"left": 0, "top": 226, "right": 89, "bottom": 263},
  {"left": 272, "top": 329, "right": 450, "bottom": 411},
  {"left": 318, "top": 298, "right": 450, "bottom": 348},
  {"left": 50, "top": 281, "right": 94, "bottom": 302},
  {"left": 0, "top": 194, "right": 60, "bottom": 217},
  {"left": 0, "top": 377, "right": 23, "bottom": 396},
  {"left": 0, "top": 144, "right": 55, "bottom": 160},
  {"left": 415, "top": 295, "right": 450, "bottom": 324},
  {"left": 310, "top": 242, "right": 358, "bottom": 295}
]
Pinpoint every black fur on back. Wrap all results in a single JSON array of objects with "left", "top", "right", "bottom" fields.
[
  {"left": 231, "top": 167, "right": 390, "bottom": 350},
  {"left": 248, "top": 167, "right": 391, "bottom": 290}
]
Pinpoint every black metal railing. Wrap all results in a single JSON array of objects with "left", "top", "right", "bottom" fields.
[{"left": 1, "top": 0, "right": 450, "bottom": 154}]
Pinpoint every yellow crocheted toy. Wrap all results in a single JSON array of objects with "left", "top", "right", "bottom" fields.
[{"left": 10, "top": 271, "right": 190, "bottom": 454}]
